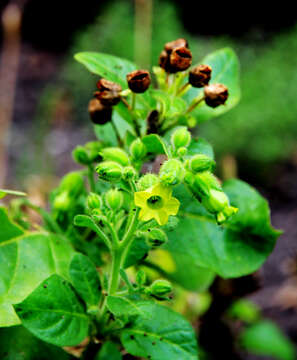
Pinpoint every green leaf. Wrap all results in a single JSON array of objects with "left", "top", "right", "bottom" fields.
[
  {"left": 95, "top": 341, "right": 122, "bottom": 360},
  {"left": 0, "top": 189, "right": 27, "bottom": 199},
  {"left": 187, "top": 137, "right": 214, "bottom": 159},
  {"left": 14, "top": 274, "right": 90, "bottom": 347},
  {"left": 240, "top": 320, "right": 296, "bottom": 360},
  {"left": 124, "top": 236, "right": 150, "bottom": 269},
  {"left": 107, "top": 296, "right": 146, "bottom": 317},
  {"left": 74, "top": 52, "right": 135, "bottom": 88},
  {"left": 167, "top": 179, "right": 280, "bottom": 279},
  {"left": 0, "top": 207, "right": 24, "bottom": 243},
  {"left": 94, "top": 122, "right": 118, "bottom": 146},
  {"left": 0, "top": 229, "right": 74, "bottom": 327},
  {"left": 142, "top": 134, "right": 168, "bottom": 156},
  {"left": 120, "top": 301, "right": 198, "bottom": 360},
  {"left": 184, "top": 48, "right": 240, "bottom": 123},
  {"left": 152, "top": 90, "right": 187, "bottom": 118},
  {"left": 69, "top": 253, "right": 101, "bottom": 309},
  {"left": 0, "top": 325, "right": 72, "bottom": 360}
]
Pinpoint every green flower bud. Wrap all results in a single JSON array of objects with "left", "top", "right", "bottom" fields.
[
  {"left": 96, "top": 161, "right": 123, "bottom": 182},
  {"left": 146, "top": 228, "right": 168, "bottom": 248},
  {"left": 130, "top": 138, "right": 147, "bottom": 160},
  {"left": 187, "top": 116, "right": 197, "bottom": 128},
  {"left": 87, "top": 192, "right": 102, "bottom": 210},
  {"left": 177, "top": 147, "right": 187, "bottom": 157},
  {"left": 160, "top": 159, "right": 184, "bottom": 186},
  {"left": 202, "top": 189, "right": 229, "bottom": 214},
  {"left": 91, "top": 208, "right": 102, "bottom": 216},
  {"left": 100, "top": 147, "right": 129, "bottom": 166},
  {"left": 150, "top": 279, "right": 172, "bottom": 298},
  {"left": 53, "top": 191, "right": 71, "bottom": 211},
  {"left": 85, "top": 141, "right": 102, "bottom": 162},
  {"left": 137, "top": 174, "right": 158, "bottom": 191},
  {"left": 123, "top": 166, "right": 137, "bottom": 181},
  {"left": 192, "top": 171, "right": 221, "bottom": 197},
  {"left": 105, "top": 189, "right": 124, "bottom": 211},
  {"left": 184, "top": 171, "right": 195, "bottom": 186},
  {"left": 72, "top": 146, "right": 90, "bottom": 165},
  {"left": 216, "top": 205, "right": 238, "bottom": 224},
  {"left": 171, "top": 127, "right": 191, "bottom": 149},
  {"left": 189, "top": 154, "right": 216, "bottom": 173},
  {"left": 136, "top": 270, "right": 146, "bottom": 286},
  {"left": 59, "top": 172, "right": 84, "bottom": 198}
]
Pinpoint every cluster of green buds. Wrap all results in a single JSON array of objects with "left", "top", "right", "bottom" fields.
[
  {"left": 184, "top": 165, "right": 238, "bottom": 224},
  {"left": 72, "top": 141, "right": 102, "bottom": 165},
  {"left": 53, "top": 172, "right": 85, "bottom": 212}
]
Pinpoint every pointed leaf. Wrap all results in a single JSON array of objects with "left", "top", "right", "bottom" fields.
[{"left": 14, "top": 275, "right": 90, "bottom": 347}]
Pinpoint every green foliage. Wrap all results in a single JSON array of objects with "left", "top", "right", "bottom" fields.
[
  {"left": 240, "top": 320, "right": 296, "bottom": 360},
  {"left": 0, "top": 326, "right": 73, "bottom": 360},
  {"left": 120, "top": 301, "right": 198, "bottom": 360},
  {"left": 0, "top": 31, "right": 283, "bottom": 360},
  {"left": 14, "top": 274, "right": 90, "bottom": 347}
]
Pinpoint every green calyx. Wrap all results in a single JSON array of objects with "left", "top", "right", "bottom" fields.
[
  {"left": 96, "top": 161, "right": 123, "bottom": 182},
  {"left": 100, "top": 147, "right": 130, "bottom": 166},
  {"left": 160, "top": 159, "right": 184, "bottom": 186}
]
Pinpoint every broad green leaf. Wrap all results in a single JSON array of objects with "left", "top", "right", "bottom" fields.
[
  {"left": 74, "top": 52, "right": 135, "bottom": 87},
  {"left": 240, "top": 320, "right": 296, "bottom": 360},
  {"left": 167, "top": 179, "right": 280, "bottom": 279},
  {"left": 94, "top": 122, "right": 118, "bottom": 146},
  {"left": 120, "top": 301, "right": 198, "bottom": 360},
  {"left": 0, "top": 207, "right": 24, "bottom": 243},
  {"left": 124, "top": 236, "right": 150, "bottom": 269},
  {"left": 0, "top": 325, "right": 72, "bottom": 360},
  {"left": 142, "top": 134, "right": 168, "bottom": 155},
  {"left": 187, "top": 137, "right": 214, "bottom": 159},
  {"left": 107, "top": 296, "right": 146, "bottom": 317},
  {"left": 0, "top": 189, "right": 27, "bottom": 199},
  {"left": 184, "top": 48, "right": 240, "bottom": 123},
  {"left": 95, "top": 341, "right": 122, "bottom": 360},
  {"left": 75, "top": 52, "right": 152, "bottom": 111},
  {"left": 14, "top": 274, "right": 90, "bottom": 347},
  {"left": 0, "top": 229, "right": 74, "bottom": 327},
  {"left": 69, "top": 253, "right": 101, "bottom": 309}
]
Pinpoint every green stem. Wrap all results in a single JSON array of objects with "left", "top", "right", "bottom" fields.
[
  {"left": 186, "top": 95, "right": 205, "bottom": 114},
  {"left": 88, "top": 165, "right": 96, "bottom": 192}
]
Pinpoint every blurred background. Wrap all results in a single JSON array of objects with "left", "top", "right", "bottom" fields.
[{"left": 0, "top": 0, "right": 297, "bottom": 359}]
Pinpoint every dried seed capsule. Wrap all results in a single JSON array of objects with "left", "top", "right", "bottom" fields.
[
  {"left": 164, "top": 38, "right": 188, "bottom": 54},
  {"left": 169, "top": 46, "right": 192, "bottom": 73},
  {"left": 204, "top": 83, "right": 229, "bottom": 108},
  {"left": 88, "top": 98, "right": 112, "bottom": 125},
  {"left": 127, "top": 70, "right": 151, "bottom": 93},
  {"left": 158, "top": 50, "right": 170, "bottom": 72},
  {"left": 95, "top": 79, "right": 122, "bottom": 106},
  {"left": 189, "top": 64, "right": 212, "bottom": 88}
]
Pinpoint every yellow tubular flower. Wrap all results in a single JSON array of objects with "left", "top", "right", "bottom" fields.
[{"left": 134, "top": 183, "right": 180, "bottom": 226}]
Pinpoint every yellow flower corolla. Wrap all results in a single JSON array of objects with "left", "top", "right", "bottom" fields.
[{"left": 134, "top": 183, "right": 180, "bottom": 225}]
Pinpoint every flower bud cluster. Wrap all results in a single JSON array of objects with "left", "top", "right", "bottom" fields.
[
  {"left": 53, "top": 172, "right": 85, "bottom": 212},
  {"left": 72, "top": 141, "right": 102, "bottom": 165},
  {"left": 185, "top": 168, "right": 238, "bottom": 224}
]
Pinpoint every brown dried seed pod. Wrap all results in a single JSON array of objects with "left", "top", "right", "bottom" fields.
[
  {"left": 169, "top": 46, "right": 192, "bottom": 73},
  {"left": 204, "top": 83, "right": 229, "bottom": 108},
  {"left": 126, "top": 70, "right": 151, "bottom": 93},
  {"left": 189, "top": 64, "right": 212, "bottom": 88},
  {"left": 95, "top": 79, "right": 122, "bottom": 106},
  {"left": 159, "top": 50, "right": 170, "bottom": 71},
  {"left": 88, "top": 98, "right": 112, "bottom": 125},
  {"left": 164, "top": 38, "right": 188, "bottom": 54}
]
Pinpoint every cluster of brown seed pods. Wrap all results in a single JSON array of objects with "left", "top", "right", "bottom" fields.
[{"left": 88, "top": 38, "right": 229, "bottom": 125}]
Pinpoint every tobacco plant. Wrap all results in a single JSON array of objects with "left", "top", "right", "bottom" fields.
[{"left": 0, "top": 39, "right": 281, "bottom": 360}]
